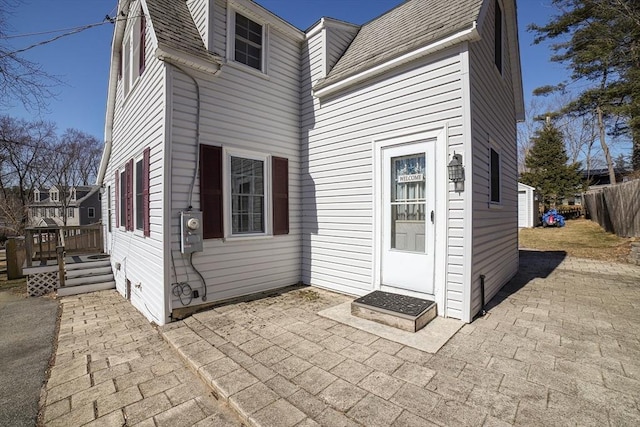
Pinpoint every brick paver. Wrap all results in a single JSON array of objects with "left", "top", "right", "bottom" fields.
[
  {"left": 42, "top": 250, "right": 640, "bottom": 426},
  {"left": 161, "top": 250, "right": 640, "bottom": 426},
  {"left": 41, "top": 292, "right": 242, "bottom": 426}
]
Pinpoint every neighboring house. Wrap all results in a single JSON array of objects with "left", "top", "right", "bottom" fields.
[
  {"left": 517, "top": 182, "right": 538, "bottom": 228},
  {"left": 97, "top": 0, "right": 523, "bottom": 325},
  {"left": 29, "top": 186, "right": 102, "bottom": 227}
]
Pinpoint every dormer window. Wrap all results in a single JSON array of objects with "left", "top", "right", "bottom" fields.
[
  {"left": 51, "top": 191, "right": 59, "bottom": 202},
  {"left": 34, "top": 190, "right": 40, "bottom": 202},
  {"left": 71, "top": 188, "right": 77, "bottom": 201},
  {"left": 234, "top": 12, "right": 263, "bottom": 71},
  {"left": 121, "top": 7, "right": 146, "bottom": 96}
]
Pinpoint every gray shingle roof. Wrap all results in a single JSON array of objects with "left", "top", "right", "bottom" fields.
[
  {"left": 315, "top": 0, "right": 484, "bottom": 91},
  {"left": 145, "top": 0, "right": 218, "bottom": 64}
]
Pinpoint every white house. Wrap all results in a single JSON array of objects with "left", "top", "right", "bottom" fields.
[
  {"left": 98, "top": 0, "right": 524, "bottom": 325},
  {"left": 29, "top": 186, "right": 102, "bottom": 227}
]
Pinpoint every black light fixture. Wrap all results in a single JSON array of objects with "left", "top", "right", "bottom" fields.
[{"left": 448, "top": 152, "right": 465, "bottom": 192}]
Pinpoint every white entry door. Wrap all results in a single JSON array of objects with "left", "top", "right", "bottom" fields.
[{"left": 381, "top": 142, "right": 435, "bottom": 294}]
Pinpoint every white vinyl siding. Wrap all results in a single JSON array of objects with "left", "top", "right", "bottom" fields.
[
  {"left": 469, "top": 0, "right": 518, "bottom": 320},
  {"left": 324, "top": 21, "right": 359, "bottom": 76},
  {"left": 303, "top": 32, "right": 466, "bottom": 314},
  {"left": 105, "top": 0, "right": 166, "bottom": 324},
  {"left": 186, "top": 0, "right": 209, "bottom": 48},
  {"left": 167, "top": 2, "right": 302, "bottom": 311}
]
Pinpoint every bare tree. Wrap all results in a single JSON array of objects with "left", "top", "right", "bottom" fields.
[
  {"left": 49, "top": 129, "right": 102, "bottom": 225},
  {"left": 0, "top": 0, "right": 59, "bottom": 112},
  {"left": 0, "top": 115, "right": 57, "bottom": 232}
]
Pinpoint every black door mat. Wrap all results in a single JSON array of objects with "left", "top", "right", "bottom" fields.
[{"left": 353, "top": 290, "right": 435, "bottom": 317}]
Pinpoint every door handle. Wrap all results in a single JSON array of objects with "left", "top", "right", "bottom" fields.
[{"left": 430, "top": 210, "right": 434, "bottom": 223}]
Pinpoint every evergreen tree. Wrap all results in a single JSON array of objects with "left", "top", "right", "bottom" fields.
[
  {"left": 529, "top": 0, "right": 640, "bottom": 172},
  {"left": 520, "top": 121, "right": 583, "bottom": 207}
]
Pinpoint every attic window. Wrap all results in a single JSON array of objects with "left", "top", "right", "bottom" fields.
[
  {"left": 494, "top": 0, "right": 503, "bottom": 74},
  {"left": 121, "top": 7, "right": 146, "bottom": 96},
  {"left": 234, "top": 13, "right": 262, "bottom": 70}
]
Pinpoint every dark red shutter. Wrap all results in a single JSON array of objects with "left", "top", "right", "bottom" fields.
[
  {"left": 126, "top": 159, "right": 134, "bottom": 231},
  {"left": 272, "top": 157, "right": 289, "bottom": 235},
  {"left": 143, "top": 147, "right": 150, "bottom": 237},
  {"left": 115, "top": 171, "right": 120, "bottom": 228},
  {"left": 118, "top": 49, "right": 122, "bottom": 79},
  {"left": 139, "top": 11, "right": 146, "bottom": 75},
  {"left": 200, "top": 145, "right": 223, "bottom": 238}
]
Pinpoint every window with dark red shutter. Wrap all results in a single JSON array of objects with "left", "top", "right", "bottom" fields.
[
  {"left": 272, "top": 157, "right": 289, "bottom": 235},
  {"left": 115, "top": 171, "right": 120, "bottom": 228},
  {"left": 126, "top": 159, "right": 134, "bottom": 231},
  {"left": 199, "top": 145, "right": 223, "bottom": 238},
  {"left": 143, "top": 147, "right": 150, "bottom": 237}
]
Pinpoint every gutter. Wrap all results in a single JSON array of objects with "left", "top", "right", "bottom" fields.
[
  {"left": 313, "top": 22, "right": 480, "bottom": 99},
  {"left": 155, "top": 46, "right": 222, "bottom": 75}
]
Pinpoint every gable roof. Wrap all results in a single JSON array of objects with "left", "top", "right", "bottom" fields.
[
  {"left": 314, "top": 0, "right": 484, "bottom": 91},
  {"left": 145, "top": 0, "right": 219, "bottom": 65}
]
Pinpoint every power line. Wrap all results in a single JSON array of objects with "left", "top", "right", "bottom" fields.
[{"left": 0, "top": 15, "right": 142, "bottom": 59}]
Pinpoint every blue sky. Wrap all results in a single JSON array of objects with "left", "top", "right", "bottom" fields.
[{"left": 2, "top": 0, "right": 563, "bottom": 141}]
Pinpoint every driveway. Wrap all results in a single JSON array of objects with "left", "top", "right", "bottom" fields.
[{"left": 0, "top": 290, "right": 58, "bottom": 427}]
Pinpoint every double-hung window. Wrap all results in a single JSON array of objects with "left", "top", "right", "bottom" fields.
[
  {"left": 233, "top": 12, "right": 263, "bottom": 71},
  {"left": 199, "top": 145, "right": 289, "bottom": 239},
  {"left": 230, "top": 156, "right": 265, "bottom": 234},
  {"left": 135, "top": 158, "right": 144, "bottom": 231},
  {"left": 490, "top": 147, "right": 501, "bottom": 204},
  {"left": 120, "top": 7, "right": 146, "bottom": 96}
]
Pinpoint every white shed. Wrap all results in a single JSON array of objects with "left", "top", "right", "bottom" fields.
[{"left": 518, "top": 183, "right": 537, "bottom": 228}]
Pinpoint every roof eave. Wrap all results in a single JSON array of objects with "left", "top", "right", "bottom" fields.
[
  {"left": 313, "top": 22, "right": 480, "bottom": 99},
  {"left": 155, "top": 45, "right": 222, "bottom": 74}
]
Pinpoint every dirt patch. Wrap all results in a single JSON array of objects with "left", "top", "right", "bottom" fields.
[
  {"left": 0, "top": 276, "right": 28, "bottom": 297},
  {"left": 519, "top": 218, "right": 637, "bottom": 263}
]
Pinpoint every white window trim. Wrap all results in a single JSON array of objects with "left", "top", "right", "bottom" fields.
[
  {"left": 34, "top": 191, "right": 40, "bottom": 202},
  {"left": 122, "top": 10, "right": 143, "bottom": 99},
  {"left": 489, "top": 144, "right": 503, "bottom": 208},
  {"left": 223, "top": 147, "right": 272, "bottom": 240},
  {"left": 226, "top": 8, "right": 269, "bottom": 75},
  {"left": 88, "top": 207, "right": 96, "bottom": 219}
]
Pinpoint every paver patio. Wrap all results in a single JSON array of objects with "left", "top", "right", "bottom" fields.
[
  {"left": 40, "top": 292, "right": 242, "bottom": 426},
  {"left": 42, "top": 249, "right": 640, "bottom": 426},
  {"left": 162, "top": 250, "right": 640, "bottom": 426}
]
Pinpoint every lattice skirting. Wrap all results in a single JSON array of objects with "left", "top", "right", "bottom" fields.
[{"left": 28, "top": 271, "right": 59, "bottom": 296}]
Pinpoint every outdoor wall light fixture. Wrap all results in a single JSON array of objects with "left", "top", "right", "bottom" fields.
[{"left": 448, "top": 152, "right": 465, "bottom": 192}]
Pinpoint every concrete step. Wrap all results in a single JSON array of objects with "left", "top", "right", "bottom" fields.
[
  {"left": 57, "top": 281, "right": 116, "bottom": 297},
  {"left": 66, "top": 265, "right": 113, "bottom": 279},
  {"left": 65, "top": 273, "right": 115, "bottom": 287},
  {"left": 351, "top": 290, "right": 437, "bottom": 332}
]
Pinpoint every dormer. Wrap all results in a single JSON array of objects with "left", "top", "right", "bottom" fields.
[
  {"left": 71, "top": 188, "right": 77, "bottom": 202},
  {"left": 34, "top": 189, "right": 41, "bottom": 203},
  {"left": 50, "top": 186, "right": 60, "bottom": 203},
  {"left": 305, "top": 18, "right": 360, "bottom": 82}
]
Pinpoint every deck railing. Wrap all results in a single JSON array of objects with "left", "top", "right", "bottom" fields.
[{"left": 24, "top": 224, "right": 103, "bottom": 267}]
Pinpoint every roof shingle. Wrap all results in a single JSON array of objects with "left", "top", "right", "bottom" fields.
[{"left": 315, "top": 0, "right": 483, "bottom": 90}]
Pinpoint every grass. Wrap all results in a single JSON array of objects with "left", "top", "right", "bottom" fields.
[{"left": 519, "top": 218, "right": 636, "bottom": 263}]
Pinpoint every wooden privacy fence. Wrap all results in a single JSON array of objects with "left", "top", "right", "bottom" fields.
[{"left": 583, "top": 179, "right": 640, "bottom": 237}]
